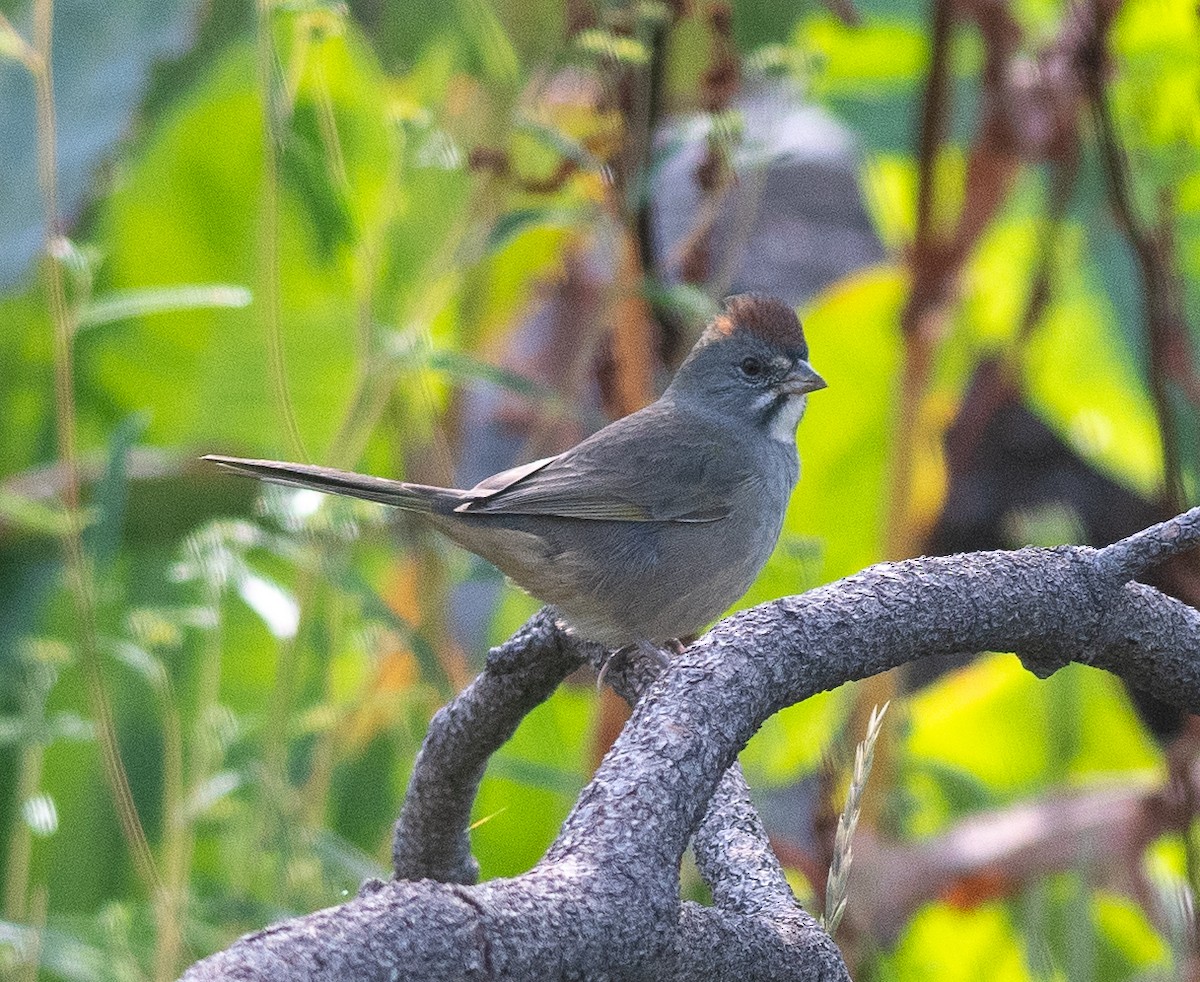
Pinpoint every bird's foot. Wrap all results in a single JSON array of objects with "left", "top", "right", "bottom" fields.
[
  {"left": 595, "top": 644, "right": 631, "bottom": 693},
  {"left": 596, "top": 639, "right": 676, "bottom": 692}
]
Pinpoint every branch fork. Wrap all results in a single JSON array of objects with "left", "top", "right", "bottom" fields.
[{"left": 183, "top": 507, "right": 1200, "bottom": 981}]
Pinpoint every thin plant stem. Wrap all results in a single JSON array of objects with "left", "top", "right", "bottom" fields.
[
  {"left": 17, "top": 884, "right": 47, "bottom": 982},
  {"left": 149, "top": 577, "right": 232, "bottom": 974},
  {"left": 1086, "top": 18, "right": 1189, "bottom": 514},
  {"left": 2, "top": 697, "right": 44, "bottom": 924},
  {"left": 153, "top": 677, "right": 187, "bottom": 982},
  {"left": 326, "top": 204, "right": 481, "bottom": 470},
  {"left": 33, "top": 2, "right": 71, "bottom": 507},
  {"left": 254, "top": 0, "right": 319, "bottom": 900},
  {"left": 31, "top": 0, "right": 159, "bottom": 898},
  {"left": 257, "top": 0, "right": 309, "bottom": 463},
  {"left": 182, "top": 580, "right": 229, "bottom": 829},
  {"left": 348, "top": 85, "right": 405, "bottom": 386},
  {"left": 883, "top": 0, "right": 953, "bottom": 561},
  {"left": 312, "top": 47, "right": 348, "bottom": 194},
  {"left": 258, "top": 569, "right": 321, "bottom": 905},
  {"left": 1085, "top": 7, "right": 1200, "bottom": 936},
  {"left": 300, "top": 577, "right": 344, "bottom": 827}
]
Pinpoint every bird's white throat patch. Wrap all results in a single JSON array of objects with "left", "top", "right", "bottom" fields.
[
  {"left": 751, "top": 391, "right": 808, "bottom": 443},
  {"left": 768, "top": 393, "right": 808, "bottom": 443}
]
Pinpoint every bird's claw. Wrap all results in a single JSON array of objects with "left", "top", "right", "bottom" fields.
[{"left": 595, "top": 639, "right": 680, "bottom": 692}]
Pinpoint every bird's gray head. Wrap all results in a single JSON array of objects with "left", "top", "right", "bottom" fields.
[{"left": 667, "top": 294, "right": 827, "bottom": 442}]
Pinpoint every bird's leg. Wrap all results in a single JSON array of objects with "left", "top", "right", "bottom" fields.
[
  {"left": 596, "top": 639, "right": 676, "bottom": 692},
  {"left": 644, "top": 638, "right": 674, "bottom": 667}
]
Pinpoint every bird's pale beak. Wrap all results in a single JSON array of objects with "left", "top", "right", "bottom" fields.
[{"left": 782, "top": 360, "right": 827, "bottom": 395}]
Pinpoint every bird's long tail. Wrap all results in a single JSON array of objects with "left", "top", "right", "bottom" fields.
[{"left": 203, "top": 455, "right": 454, "bottom": 513}]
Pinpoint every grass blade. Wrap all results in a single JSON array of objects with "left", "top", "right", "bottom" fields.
[{"left": 77, "top": 284, "right": 251, "bottom": 331}]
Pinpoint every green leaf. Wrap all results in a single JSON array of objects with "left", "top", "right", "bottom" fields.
[
  {"left": 0, "top": 489, "right": 88, "bottom": 537},
  {"left": 428, "top": 349, "right": 560, "bottom": 403},
  {"left": 905, "top": 654, "right": 1161, "bottom": 801},
  {"left": 575, "top": 28, "right": 651, "bottom": 64},
  {"left": 0, "top": 921, "right": 107, "bottom": 982},
  {"left": 474, "top": 685, "right": 595, "bottom": 878},
  {"left": 881, "top": 902, "right": 1033, "bottom": 981},
  {"left": 0, "top": 16, "right": 30, "bottom": 64},
  {"left": 185, "top": 770, "right": 244, "bottom": 818},
  {"left": 331, "top": 565, "right": 453, "bottom": 697},
  {"left": 310, "top": 828, "right": 389, "bottom": 881},
  {"left": 89, "top": 34, "right": 469, "bottom": 455},
  {"left": 485, "top": 206, "right": 584, "bottom": 254},
  {"left": 513, "top": 118, "right": 602, "bottom": 172},
  {"left": 85, "top": 412, "right": 148, "bottom": 571},
  {"left": 1023, "top": 291, "right": 1164, "bottom": 499},
  {"left": 642, "top": 281, "right": 720, "bottom": 327},
  {"left": 742, "top": 687, "right": 850, "bottom": 785},
  {"left": 0, "top": 715, "right": 29, "bottom": 747},
  {"left": 1093, "top": 891, "right": 1171, "bottom": 973},
  {"left": 898, "top": 757, "right": 998, "bottom": 838},
  {"left": 47, "top": 711, "right": 94, "bottom": 744},
  {"left": 236, "top": 572, "right": 300, "bottom": 640},
  {"left": 0, "top": 0, "right": 197, "bottom": 288},
  {"left": 106, "top": 639, "right": 169, "bottom": 690},
  {"left": 907, "top": 654, "right": 1050, "bottom": 792},
  {"left": 787, "top": 267, "right": 905, "bottom": 582},
  {"left": 0, "top": 711, "right": 95, "bottom": 749},
  {"left": 485, "top": 756, "right": 586, "bottom": 795},
  {"left": 454, "top": 0, "right": 521, "bottom": 87},
  {"left": 794, "top": 14, "right": 929, "bottom": 95}
]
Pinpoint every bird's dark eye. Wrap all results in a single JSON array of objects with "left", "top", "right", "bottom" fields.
[{"left": 740, "top": 357, "right": 764, "bottom": 378}]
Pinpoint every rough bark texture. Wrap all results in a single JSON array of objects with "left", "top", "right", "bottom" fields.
[
  {"left": 182, "top": 508, "right": 1200, "bottom": 982},
  {"left": 391, "top": 609, "right": 600, "bottom": 884}
]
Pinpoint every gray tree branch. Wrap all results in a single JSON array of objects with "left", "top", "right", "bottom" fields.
[
  {"left": 393, "top": 607, "right": 803, "bottom": 926},
  {"left": 598, "top": 644, "right": 801, "bottom": 915},
  {"left": 182, "top": 507, "right": 1200, "bottom": 982},
  {"left": 391, "top": 608, "right": 598, "bottom": 883}
]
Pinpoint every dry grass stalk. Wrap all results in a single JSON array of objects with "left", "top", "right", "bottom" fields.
[{"left": 822, "top": 701, "right": 889, "bottom": 937}]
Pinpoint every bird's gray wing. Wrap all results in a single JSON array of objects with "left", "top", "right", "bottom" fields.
[
  {"left": 456, "top": 405, "right": 734, "bottom": 523},
  {"left": 464, "top": 456, "right": 558, "bottom": 495}
]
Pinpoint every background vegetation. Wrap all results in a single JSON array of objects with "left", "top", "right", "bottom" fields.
[{"left": 0, "top": 0, "right": 1198, "bottom": 978}]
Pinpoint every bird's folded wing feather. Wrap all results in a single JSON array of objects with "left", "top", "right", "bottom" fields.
[{"left": 456, "top": 407, "right": 733, "bottom": 523}]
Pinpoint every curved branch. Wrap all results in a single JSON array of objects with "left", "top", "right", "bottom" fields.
[
  {"left": 599, "top": 645, "right": 802, "bottom": 914},
  {"left": 393, "top": 609, "right": 801, "bottom": 919},
  {"left": 692, "top": 763, "right": 798, "bottom": 914},
  {"left": 184, "top": 509, "right": 1200, "bottom": 982},
  {"left": 392, "top": 608, "right": 600, "bottom": 883}
]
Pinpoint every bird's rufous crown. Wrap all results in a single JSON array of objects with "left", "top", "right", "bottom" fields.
[{"left": 702, "top": 294, "right": 807, "bottom": 351}]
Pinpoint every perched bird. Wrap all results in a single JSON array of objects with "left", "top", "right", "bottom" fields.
[{"left": 205, "top": 294, "right": 825, "bottom": 650}]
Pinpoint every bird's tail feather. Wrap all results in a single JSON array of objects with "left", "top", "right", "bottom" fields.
[{"left": 203, "top": 455, "right": 452, "bottom": 513}]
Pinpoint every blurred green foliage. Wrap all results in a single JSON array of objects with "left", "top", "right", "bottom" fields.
[{"left": 1, "top": 0, "right": 1198, "bottom": 978}]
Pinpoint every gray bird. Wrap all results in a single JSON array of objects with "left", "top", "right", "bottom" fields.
[{"left": 205, "top": 294, "right": 825, "bottom": 649}]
